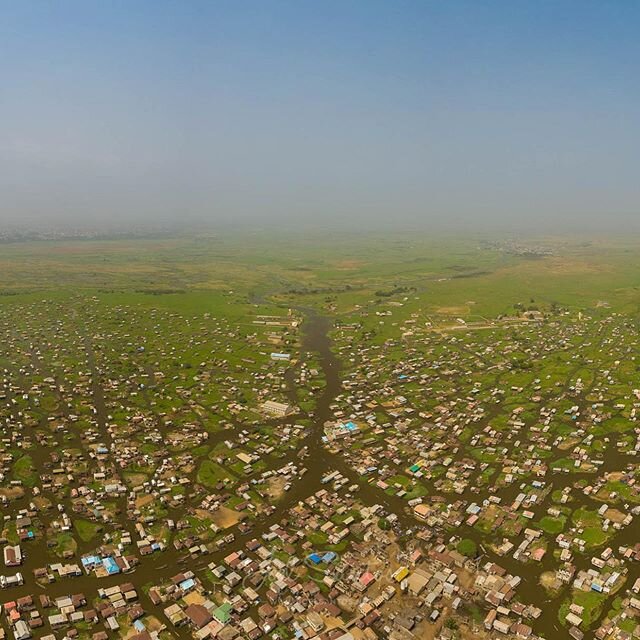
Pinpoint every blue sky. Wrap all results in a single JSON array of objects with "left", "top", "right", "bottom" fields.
[{"left": 1, "top": 1, "right": 638, "bottom": 230}]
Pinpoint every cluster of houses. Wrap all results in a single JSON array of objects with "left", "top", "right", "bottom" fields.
[
  {"left": 325, "top": 306, "right": 640, "bottom": 637},
  {"left": 1, "top": 284, "right": 640, "bottom": 639},
  {"left": 0, "top": 584, "right": 161, "bottom": 640}
]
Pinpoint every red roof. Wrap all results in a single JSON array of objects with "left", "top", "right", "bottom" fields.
[{"left": 359, "top": 571, "right": 375, "bottom": 586}]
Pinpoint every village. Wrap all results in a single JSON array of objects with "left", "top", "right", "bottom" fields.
[
  {"left": 2, "top": 0, "right": 639, "bottom": 634},
  {"left": 0, "top": 290, "right": 638, "bottom": 640}
]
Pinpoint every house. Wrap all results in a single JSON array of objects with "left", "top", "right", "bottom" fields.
[
  {"left": 184, "top": 604, "right": 212, "bottom": 629},
  {"left": 270, "top": 353, "right": 291, "bottom": 362},
  {"left": 13, "top": 621, "right": 31, "bottom": 640},
  {"left": 566, "top": 612, "right": 583, "bottom": 627},
  {"left": 3, "top": 546, "right": 22, "bottom": 567},
  {"left": 413, "top": 504, "right": 431, "bottom": 521},
  {"left": 307, "top": 612, "right": 324, "bottom": 633},
  {"left": 260, "top": 401, "right": 292, "bottom": 417}
]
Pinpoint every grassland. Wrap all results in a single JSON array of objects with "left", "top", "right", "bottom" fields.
[
  {"left": 74, "top": 519, "right": 101, "bottom": 543},
  {"left": 2, "top": 232, "right": 640, "bottom": 321},
  {"left": 1, "top": 231, "right": 639, "bottom": 640}
]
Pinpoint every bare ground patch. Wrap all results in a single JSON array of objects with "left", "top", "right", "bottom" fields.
[
  {"left": 264, "top": 476, "right": 288, "bottom": 501},
  {"left": 211, "top": 505, "right": 245, "bottom": 529}
]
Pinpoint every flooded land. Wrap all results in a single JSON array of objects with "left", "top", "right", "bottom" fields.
[{"left": 0, "top": 234, "right": 640, "bottom": 640}]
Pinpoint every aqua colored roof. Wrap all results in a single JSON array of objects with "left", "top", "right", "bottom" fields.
[
  {"left": 180, "top": 578, "right": 195, "bottom": 591},
  {"left": 213, "top": 602, "right": 232, "bottom": 623},
  {"left": 102, "top": 557, "right": 120, "bottom": 574}
]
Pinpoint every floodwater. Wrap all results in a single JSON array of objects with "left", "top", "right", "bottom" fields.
[
  {"left": 287, "top": 311, "right": 640, "bottom": 639},
  {"left": 5, "top": 308, "right": 638, "bottom": 640}
]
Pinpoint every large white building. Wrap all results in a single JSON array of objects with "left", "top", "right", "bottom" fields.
[
  {"left": 261, "top": 400, "right": 292, "bottom": 417},
  {"left": 3, "top": 544, "right": 22, "bottom": 567}
]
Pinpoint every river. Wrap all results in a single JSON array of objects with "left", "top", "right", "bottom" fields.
[{"left": 6, "top": 305, "right": 638, "bottom": 640}]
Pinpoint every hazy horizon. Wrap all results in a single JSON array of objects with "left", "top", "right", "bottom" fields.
[{"left": 1, "top": 1, "right": 639, "bottom": 232}]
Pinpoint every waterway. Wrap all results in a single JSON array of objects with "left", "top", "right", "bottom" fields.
[{"left": 5, "top": 306, "right": 638, "bottom": 640}]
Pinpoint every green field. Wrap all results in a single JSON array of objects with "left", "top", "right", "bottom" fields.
[
  {"left": 1, "top": 233, "right": 640, "bottom": 318},
  {"left": 1, "top": 231, "right": 639, "bottom": 640}
]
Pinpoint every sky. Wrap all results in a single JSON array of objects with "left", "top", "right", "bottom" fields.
[{"left": 1, "top": 0, "right": 639, "bottom": 232}]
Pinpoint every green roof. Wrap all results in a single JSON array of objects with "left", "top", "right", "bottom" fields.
[{"left": 213, "top": 602, "right": 232, "bottom": 623}]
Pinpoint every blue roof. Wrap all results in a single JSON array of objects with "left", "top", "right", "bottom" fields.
[
  {"left": 322, "top": 552, "right": 337, "bottom": 562},
  {"left": 102, "top": 557, "right": 120, "bottom": 575},
  {"left": 82, "top": 555, "right": 101, "bottom": 567},
  {"left": 180, "top": 578, "right": 196, "bottom": 591},
  {"left": 308, "top": 553, "right": 322, "bottom": 564}
]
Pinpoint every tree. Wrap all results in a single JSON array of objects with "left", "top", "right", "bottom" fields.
[
  {"left": 457, "top": 538, "right": 477, "bottom": 557},
  {"left": 378, "top": 517, "right": 391, "bottom": 530}
]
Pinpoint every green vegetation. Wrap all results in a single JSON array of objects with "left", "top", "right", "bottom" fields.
[
  {"left": 197, "top": 460, "right": 234, "bottom": 488},
  {"left": 13, "top": 455, "right": 37, "bottom": 487},
  {"left": 74, "top": 519, "right": 100, "bottom": 542},
  {"left": 538, "top": 515, "right": 567, "bottom": 535},
  {"left": 559, "top": 590, "right": 606, "bottom": 628},
  {"left": 53, "top": 532, "right": 78, "bottom": 557},
  {"left": 456, "top": 538, "right": 477, "bottom": 557},
  {"left": 2, "top": 232, "right": 640, "bottom": 639}
]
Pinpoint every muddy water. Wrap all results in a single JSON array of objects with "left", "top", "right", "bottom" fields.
[
  {"left": 3, "top": 311, "right": 341, "bottom": 633},
  {"left": 7, "top": 309, "right": 636, "bottom": 640},
  {"left": 290, "top": 311, "right": 639, "bottom": 639}
]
